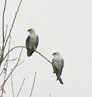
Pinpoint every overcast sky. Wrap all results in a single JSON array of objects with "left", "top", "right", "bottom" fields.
[{"left": 0, "top": 0, "right": 92, "bottom": 97}]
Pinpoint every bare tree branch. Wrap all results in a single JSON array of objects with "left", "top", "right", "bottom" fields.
[
  {"left": 16, "top": 78, "right": 25, "bottom": 97},
  {"left": 29, "top": 72, "right": 37, "bottom": 97},
  {"left": 4, "top": 0, "right": 22, "bottom": 49},
  {"left": 6, "top": 58, "right": 18, "bottom": 61},
  {"left": 4, "top": 25, "right": 8, "bottom": 39},
  {"left": 0, "top": 46, "right": 1, "bottom": 58},
  {"left": 3, "top": 46, "right": 25, "bottom": 62},
  {"left": 5, "top": 48, "right": 23, "bottom": 85},
  {"left": 0, "top": 35, "right": 11, "bottom": 97},
  {"left": 0, "top": 0, "right": 22, "bottom": 67},
  {"left": 0, "top": 45, "right": 52, "bottom": 87},
  {"left": 35, "top": 50, "right": 52, "bottom": 65},
  {"left": 11, "top": 69, "right": 15, "bottom": 97},
  {"left": 2, "top": 0, "right": 7, "bottom": 50},
  {"left": 0, "top": 0, "right": 7, "bottom": 67},
  {"left": 0, "top": 48, "right": 23, "bottom": 92},
  {"left": 49, "top": 93, "right": 52, "bottom": 97},
  {"left": 0, "top": 69, "right": 4, "bottom": 77},
  {"left": 2, "top": 46, "right": 52, "bottom": 67},
  {"left": 0, "top": 0, "right": 26, "bottom": 97}
]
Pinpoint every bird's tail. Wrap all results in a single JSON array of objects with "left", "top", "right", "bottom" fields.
[
  {"left": 27, "top": 48, "right": 34, "bottom": 56},
  {"left": 58, "top": 77, "right": 64, "bottom": 84},
  {"left": 55, "top": 70, "right": 64, "bottom": 84}
]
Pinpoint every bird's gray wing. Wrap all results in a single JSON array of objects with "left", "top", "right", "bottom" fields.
[
  {"left": 35, "top": 35, "right": 39, "bottom": 48},
  {"left": 52, "top": 59, "right": 55, "bottom": 73},
  {"left": 26, "top": 36, "right": 34, "bottom": 56},
  {"left": 60, "top": 58, "right": 64, "bottom": 75},
  {"left": 52, "top": 59, "right": 58, "bottom": 73},
  {"left": 56, "top": 71, "right": 63, "bottom": 84},
  {"left": 26, "top": 36, "right": 30, "bottom": 47},
  {"left": 52, "top": 58, "right": 54, "bottom": 65}
]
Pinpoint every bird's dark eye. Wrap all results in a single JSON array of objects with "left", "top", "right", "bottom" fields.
[
  {"left": 27, "top": 29, "right": 32, "bottom": 32},
  {"left": 53, "top": 53, "right": 56, "bottom": 55}
]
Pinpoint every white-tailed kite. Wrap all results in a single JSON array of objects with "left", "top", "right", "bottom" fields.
[
  {"left": 52, "top": 52, "right": 64, "bottom": 84},
  {"left": 26, "top": 28, "right": 39, "bottom": 56}
]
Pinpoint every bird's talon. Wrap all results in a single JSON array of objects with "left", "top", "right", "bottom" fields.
[
  {"left": 58, "top": 69, "right": 61, "bottom": 73},
  {"left": 29, "top": 47, "right": 35, "bottom": 51}
]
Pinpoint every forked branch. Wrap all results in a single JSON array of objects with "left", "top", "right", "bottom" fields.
[
  {"left": 4, "top": 0, "right": 23, "bottom": 48},
  {"left": 29, "top": 72, "right": 37, "bottom": 97}
]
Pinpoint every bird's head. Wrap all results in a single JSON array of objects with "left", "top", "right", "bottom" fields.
[
  {"left": 27, "top": 28, "right": 35, "bottom": 33},
  {"left": 52, "top": 52, "right": 61, "bottom": 57}
]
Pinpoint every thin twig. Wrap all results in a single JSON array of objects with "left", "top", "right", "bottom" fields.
[
  {"left": 0, "top": 0, "right": 7, "bottom": 67},
  {"left": 2, "top": 0, "right": 7, "bottom": 49},
  {"left": 4, "top": 25, "right": 8, "bottom": 39},
  {"left": 4, "top": 0, "right": 22, "bottom": 48},
  {"left": 3, "top": 46, "right": 52, "bottom": 66},
  {"left": 49, "top": 93, "right": 52, "bottom": 97},
  {"left": 3, "top": 46, "right": 25, "bottom": 62},
  {"left": 0, "top": 49, "right": 23, "bottom": 90},
  {"left": 1, "top": 45, "right": 52, "bottom": 72},
  {"left": 5, "top": 48, "right": 23, "bottom": 84},
  {"left": 0, "top": 0, "right": 22, "bottom": 67},
  {"left": 6, "top": 58, "right": 18, "bottom": 61},
  {"left": 0, "top": 69, "right": 4, "bottom": 77},
  {"left": 0, "top": 46, "right": 1, "bottom": 57},
  {"left": 0, "top": 35, "right": 11, "bottom": 97},
  {"left": 11, "top": 69, "right": 15, "bottom": 97},
  {"left": 35, "top": 50, "right": 52, "bottom": 65},
  {"left": 29, "top": 72, "right": 37, "bottom": 97},
  {"left": 16, "top": 78, "right": 25, "bottom": 97},
  {"left": 4, "top": 35, "right": 11, "bottom": 70},
  {"left": 0, "top": 47, "right": 2, "bottom": 62}
]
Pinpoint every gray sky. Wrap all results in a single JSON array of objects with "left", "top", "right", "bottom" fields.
[{"left": 0, "top": 0, "right": 92, "bottom": 97}]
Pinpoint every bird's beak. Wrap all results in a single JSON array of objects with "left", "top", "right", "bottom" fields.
[
  {"left": 27, "top": 29, "right": 29, "bottom": 32},
  {"left": 27, "top": 29, "right": 31, "bottom": 32},
  {"left": 52, "top": 53, "right": 56, "bottom": 56}
]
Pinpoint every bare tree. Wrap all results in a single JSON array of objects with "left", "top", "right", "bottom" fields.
[{"left": 0, "top": 0, "right": 24, "bottom": 96}]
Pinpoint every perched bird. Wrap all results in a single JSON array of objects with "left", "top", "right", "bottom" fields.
[
  {"left": 52, "top": 52, "right": 64, "bottom": 84},
  {"left": 26, "top": 28, "right": 39, "bottom": 56}
]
